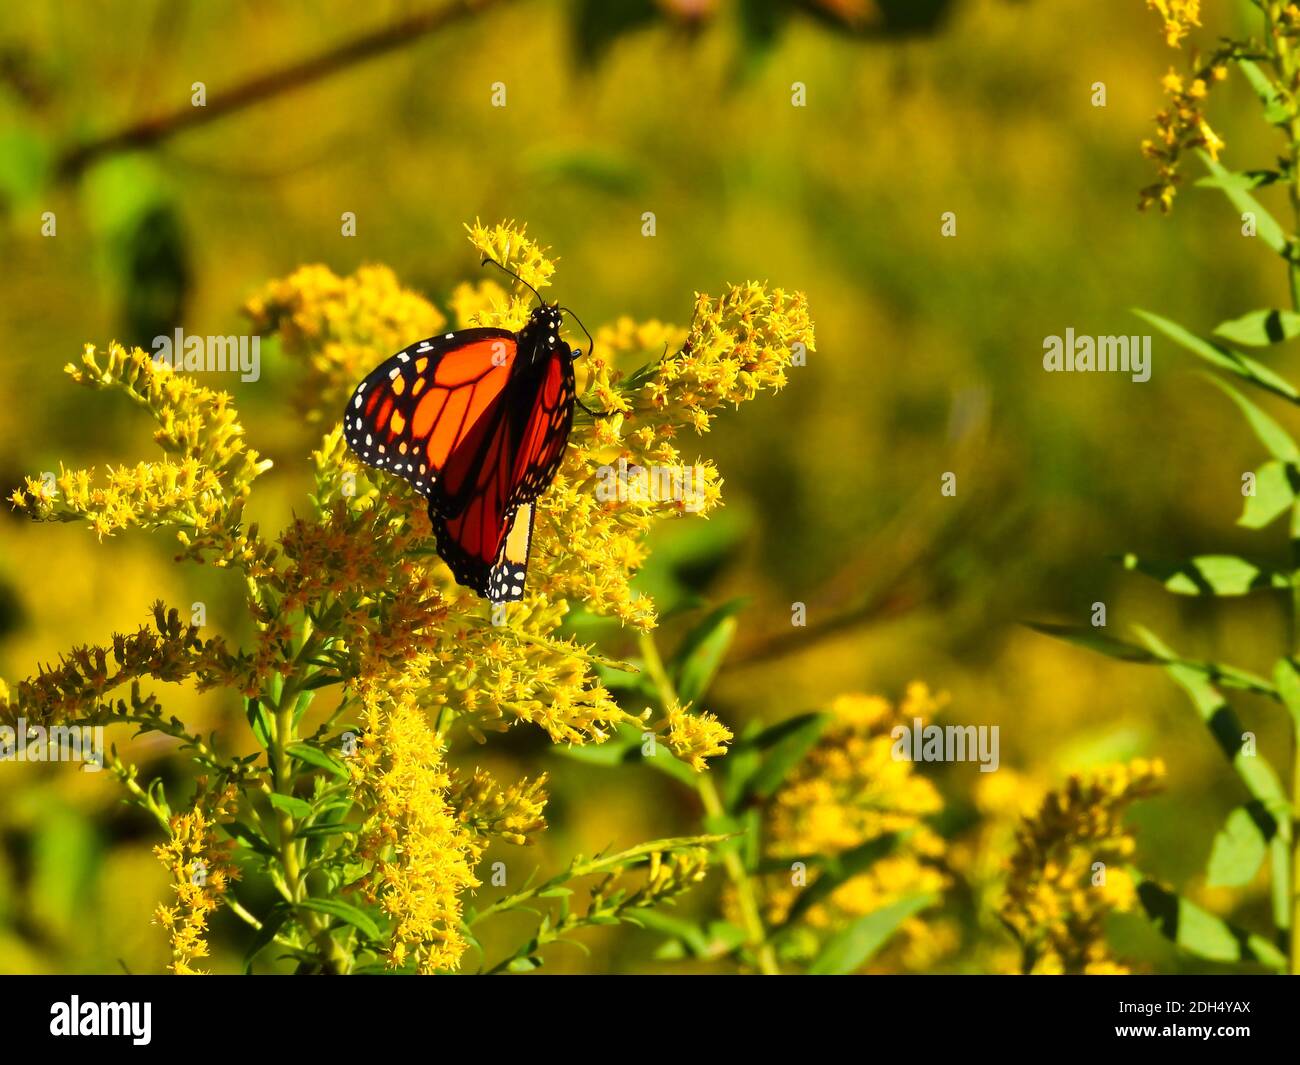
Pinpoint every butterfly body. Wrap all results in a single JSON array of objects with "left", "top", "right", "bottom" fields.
[{"left": 343, "top": 303, "right": 578, "bottom": 602}]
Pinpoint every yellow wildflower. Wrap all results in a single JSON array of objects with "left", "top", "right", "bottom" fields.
[
  {"left": 1147, "top": 0, "right": 1201, "bottom": 48},
  {"left": 153, "top": 782, "right": 240, "bottom": 975},
  {"left": 245, "top": 263, "right": 445, "bottom": 424},
  {"left": 999, "top": 759, "right": 1166, "bottom": 975},
  {"left": 663, "top": 698, "right": 733, "bottom": 771},
  {"left": 1139, "top": 49, "right": 1227, "bottom": 212},
  {"left": 9, "top": 343, "right": 271, "bottom": 540},
  {"left": 449, "top": 767, "right": 549, "bottom": 854},
  {"left": 349, "top": 680, "right": 478, "bottom": 973},
  {"left": 749, "top": 684, "right": 950, "bottom": 969}
]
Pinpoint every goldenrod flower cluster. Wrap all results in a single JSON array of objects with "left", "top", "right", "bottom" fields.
[
  {"left": 1140, "top": 61, "right": 1228, "bottom": 213},
  {"left": 8, "top": 342, "right": 271, "bottom": 541},
  {"left": 752, "top": 685, "right": 950, "bottom": 968},
  {"left": 448, "top": 767, "right": 549, "bottom": 853},
  {"left": 1136, "top": 0, "right": 1228, "bottom": 213},
  {"left": 998, "top": 759, "right": 1165, "bottom": 975},
  {"left": 589, "top": 846, "right": 710, "bottom": 913},
  {"left": 1147, "top": 0, "right": 1200, "bottom": 48},
  {"left": 663, "top": 698, "right": 733, "bottom": 771},
  {"left": 1, "top": 602, "right": 236, "bottom": 731},
  {"left": 153, "top": 782, "right": 241, "bottom": 975},
  {"left": 246, "top": 263, "right": 446, "bottom": 424},
  {"left": 349, "top": 680, "right": 478, "bottom": 973}
]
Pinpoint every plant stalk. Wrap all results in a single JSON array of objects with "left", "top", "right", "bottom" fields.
[{"left": 638, "top": 630, "right": 780, "bottom": 975}]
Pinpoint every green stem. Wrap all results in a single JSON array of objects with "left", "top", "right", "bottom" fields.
[
  {"left": 264, "top": 622, "right": 353, "bottom": 975},
  {"left": 471, "top": 833, "right": 728, "bottom": 925},
  {"left": 637, "top": 630, "right": 780, "bottom": 975},
  {"left": 1291, "top": 746, "right": 1300, "bottom": 973},
  {"left": 1271, "top": 2, "right": 1300, "bottom": 974}
]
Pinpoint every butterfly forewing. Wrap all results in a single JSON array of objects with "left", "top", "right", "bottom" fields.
[{"left": 343, "top": 328, "right": 517, "bottom": 517}]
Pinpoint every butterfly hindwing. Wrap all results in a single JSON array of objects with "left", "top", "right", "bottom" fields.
[{"left": 432, "top": 501, "right": 535, "bottom": 602}]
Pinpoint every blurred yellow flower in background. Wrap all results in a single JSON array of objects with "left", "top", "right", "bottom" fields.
[{"left": 999, "top": 759, "right": 1165, "bottom": 974}]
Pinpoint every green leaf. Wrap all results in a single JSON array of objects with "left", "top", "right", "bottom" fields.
[
  {"left": 242, "top": 903, "right": 290, "bottom": 972},
  {"left": 1133, "top": 308, "right": 1300, "bottom": 403},
  {"left": 1201, "top": 374, "right": 1300, "bottom": 461},
  {"left": 1205, "top": 802, "right": 1275, "bottom": 888},
  {"left": 246, "top": 697, "right": 272, "bottom": 748},
  {"left": 1240, "top": 461, "right": 1296, "bottom": 529},
  {"left": 1024, "top": 622, "right": 1158, "bottom": 663},
  {"left": 1213, "top": 308, "right": 1300, "bottom": 347},
  {"left": 635, "top": 909, "right": 713, "bottom": 957},
  {"left": 807, "top": 893, "right": 936, "bottom": 974},
  {"left": 296, "top": 897, "right": 382, "bottom": 941},
  {"left": 1030, "top": 622, "right": 1278, "bottom": 699},
  {"left": 780, "top": 835, "right": 902, "bottom": 929},
  {"left": 552, "top": 722, "right": 697, "bottom": 785},
  {"left": 1119, "top": 552, "right": 1291, "bottom": 596},
  {"left": 146, "top": 777, "right": 171, "bottom": 819},
  {"left": 508, "top": 955, "right": 544, "bottom": 972},
  {"left": 552, "top": 730, "right": 638, "bottom": 768},
  {"left": 286, "top": 742, "right": 349, "bottom": 780},
  {"left": 1136, "top": 878, "right": 1285, "bottom": 970},
  {"left": 742, "top": 712, "right": 832, "bottom": 800},
  {"left": 1273, "top": 657, "right": 1300, "bottom": 736},
  {"left": 1136, "top": 628, "right": 1290, "bottom": 818},
  {"left": 267, "top": 793, "right": 313, "bottom": 818},
  {"left": 1195, "top": 150, "right": 1288, "bottom": 256},
  {"left": 224, "top": 819, "right": 275, "bottom": 857},
  {"left": 673, "top": 599, "right": 747, "bottom": 705},
  {"left": 292, "top": 689, "right": 315, "bottom": 726},
  {"left": 718, "top": 723, "right": 765, "bottom": 810},
  {"left": 1236, "top": 59, "right": 1289, "bottom": 126}
]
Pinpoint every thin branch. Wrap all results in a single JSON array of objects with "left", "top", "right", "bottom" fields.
[{"left": 56, "top": 0, "right": 513, "bottom": 180}]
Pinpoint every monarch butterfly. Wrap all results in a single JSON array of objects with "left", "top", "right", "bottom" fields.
[{"left": 342, "top": 261, "right": 599, "bottom": 602}]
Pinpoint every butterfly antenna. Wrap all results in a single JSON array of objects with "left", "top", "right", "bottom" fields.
[
  {"left": 559, "top": 306, "right": 595, "bottom": 360},
  {"left": 481, "top": 257, "right": 544, "bottom": 305},
  {"left": 559, "top": 307, "right": 613, "bottom": 418}
]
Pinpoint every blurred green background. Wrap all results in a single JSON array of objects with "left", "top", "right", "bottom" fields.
[{"left": 0, "top": 0, "right": 1292, "bottom": 973}]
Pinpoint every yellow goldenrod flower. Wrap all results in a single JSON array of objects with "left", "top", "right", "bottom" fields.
[
  {"left": 153, "top": 782, "right": 241, "bottom": 975},
  {"left": 1138, "top": 18, "right": 1227, "bottom": 214},
  {"left": 9, "top": 343, "right": 272, "bottom": 541},
  {"left": 10, "top": 219, "right": 810, "bottom": 974},
  {"left": 349, "top": 680, "right": 478, "bottom": 973},
  {"left": 1147, "top": 0, "right": 1201, "bottom": 48},
  {"left": 449, "top": 767, "right": 549, "bottom": 853},
  {"left": 999, "top": 759, "right": 1165, "bottom": 974},
  {"left": 663, "top": 698, "right": 733, "bottom": 771},
  {"left": 245, "top": 263, "right": 445, "bottom": 425},
  {"left": 747, "top": 684, "right": 950, "bottom": 969}
]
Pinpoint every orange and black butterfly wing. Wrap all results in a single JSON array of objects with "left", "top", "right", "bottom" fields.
[
  {"left": 343, "top": 328, "right": 518, "bottom": 517},
  {"left": 429, "top": 350, "right": 575, "bottom": 601},
  {"left": 436, "top": 501, "right": 536, "bottom": 602}
]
